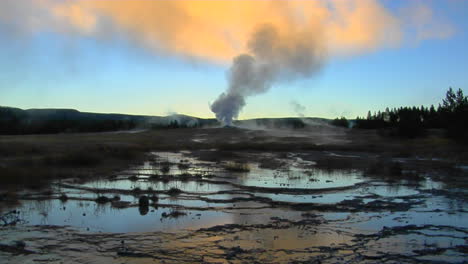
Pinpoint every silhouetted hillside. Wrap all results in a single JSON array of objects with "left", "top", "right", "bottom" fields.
[{"left": 0, "top": 107, "right": 334, "bottom": 135}]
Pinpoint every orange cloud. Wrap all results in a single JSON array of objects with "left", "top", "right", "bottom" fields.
[
  {"left": 326, "top": 0, "right": 402, "bottom": 54},
  {"left": 52, "top": 3, "right": 97, "bottom": 35},
  {"left": 2, "top": 0, "right": 455, "bottom": 62}
]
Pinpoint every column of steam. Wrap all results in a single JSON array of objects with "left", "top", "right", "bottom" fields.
[{"left": 210, "top": 24, "right": 326, "bottom": 126}]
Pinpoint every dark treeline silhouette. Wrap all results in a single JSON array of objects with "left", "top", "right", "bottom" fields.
[
  {"left": 0, "top": 107, "right": 221, "bottom": 134},
  {"left": 0, "top": 106, "right": 323, "bottom": 135},
  {"left": 331, "top": 117, "right": 350, "bottom": 128},
  {"left": 0, "top": 108, "right": 139, "bottom": 134},
  {"left": 248, "top": 118, "right": 306, "bottom": 129},
  {"left": 149, "top": 119, "right": 213, "bottom": 129},
  {"left": 354, "top": 88, "right": 468, "bottom": 140}
]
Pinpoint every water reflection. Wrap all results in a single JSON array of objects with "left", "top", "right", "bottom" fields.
[
  {"left": 138, "top": 205, "right": 149, "bottom": 215},
  {"left": 5, "top": 151, "right": 466, "bottom": 241},
  {"left": 229, "top": 165, "right": 364, "bottom": 189}
]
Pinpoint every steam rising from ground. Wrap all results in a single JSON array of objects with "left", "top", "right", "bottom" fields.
[
  {"left": 290, "top": 101, "right": 307, "bottom": 118},
  {"left": 211, "top": 24, "right": 325, "bottom": 125}
]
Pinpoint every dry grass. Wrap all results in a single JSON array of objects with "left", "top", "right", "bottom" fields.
[
  {"left": 314, "top": 157, "right": 358, "bottom": 171},
  {"left": 167, "top": 187, "right": 182, "bottom": 196},
  {"left": 258, "top": 158, "right": 286, "bottom": 169},
  {"left": 0, "top": 133, "right": 150, "bottom": 190},
  {"left": 0, "top": 127, "right": 465, "bottom": 190},
  {"left": 224, "top": 161, "right": 251, "bottom": 172}
]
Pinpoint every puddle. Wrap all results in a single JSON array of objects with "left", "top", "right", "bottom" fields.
[
  {"left": 1, "top": 150, "right": 467, "bottom": 263},
  {"left": 254, "top": 192, "right": 357, "bottom": 204},
  {"left": 5, "top": 151, "right": 465, "bottom": 233},
  {"left": 14, "top": 199, "right": 238, "bottom": 233},
  {"left": 11, "top": 199, "right": 308, "bottom": 233},
  {"left": 366, "top": 185, "right": 420, "bottom": 197},
  {"left": 219, "top": 227, "right": 352, "bottom": 250},
  {"left": 223, "top": 165, "right": 365, "bottom": 190},
  {"left": 81, "top": 179, "right": 234, "bottom": 194},
  {"left": 338, "top": 195, "right": 468, "bottom": 234}
]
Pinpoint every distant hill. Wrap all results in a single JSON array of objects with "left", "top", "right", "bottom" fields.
[{"left": 0, "top": 106, "right": 333, "bottom": 135}]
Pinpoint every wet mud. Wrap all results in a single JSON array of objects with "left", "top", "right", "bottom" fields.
[{"left": 1, "top": 150, "right": 467, "bottom": 263}]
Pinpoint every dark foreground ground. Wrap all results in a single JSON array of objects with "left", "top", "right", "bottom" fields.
[{"left": 0, "top": 125, "right": 467, "bottom": 263}]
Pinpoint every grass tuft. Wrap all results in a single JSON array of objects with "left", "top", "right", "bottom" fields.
[
  {"left": 167, "top": 187, "right": 182, "bottom": 196},
  {"left": 224, "top": 161, "right": 251, "bottom": 172}
]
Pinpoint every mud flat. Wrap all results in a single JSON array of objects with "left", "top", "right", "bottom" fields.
[{"left": 1, "top": 128, "right": 467, "bottom": 263}]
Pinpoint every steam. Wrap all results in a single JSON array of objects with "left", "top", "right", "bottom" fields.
[
  {"left": 211, "top": 24, "right": 325, "bottom": 125},
  {"left": 290, "top": 100, "right": 306, "bottom": 117}
]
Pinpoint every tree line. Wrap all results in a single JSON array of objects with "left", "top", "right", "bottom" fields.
[
  {"left": 0, "top": 112, "right": 138, "bottom": 134},
  {"left": 0, "top": 107, "right": 211, "bottom": 134},
  {"left": 0, "top": 108, "right": 141, "bottom": 134},
  {"left": 348, "top": 88, "right": 468, "bottom": 140}
]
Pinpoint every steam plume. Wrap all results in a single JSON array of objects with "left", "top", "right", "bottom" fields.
[
  {"left": 211, "top": 24, "right": 325, "bottom": 125},
  {"left": 290, "top": 100, "right": 306, "bottom": 117}
]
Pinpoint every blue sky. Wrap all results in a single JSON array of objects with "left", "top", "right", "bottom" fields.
[{"left": 0, "top": 0, "right": 467, "bottom": 119}]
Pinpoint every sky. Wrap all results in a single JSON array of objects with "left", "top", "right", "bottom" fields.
[{"left": 0, "top": 0, "right": 467, "bottom": 120}]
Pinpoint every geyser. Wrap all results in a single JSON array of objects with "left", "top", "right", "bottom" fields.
[{"left": 210, "top": 24, "right": 326, "bottom": 125}]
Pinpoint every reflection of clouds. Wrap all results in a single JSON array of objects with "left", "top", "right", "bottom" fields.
[
  {"left": 220, "top": 225, "right": 350, "bottom": 251},
  {"left": 14, "top": 150, "right": 466, "bottom": 239}
]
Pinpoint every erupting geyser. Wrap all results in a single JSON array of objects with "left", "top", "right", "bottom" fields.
[{"left": 211, "top": 24, "right": 326, "bottom": 126}]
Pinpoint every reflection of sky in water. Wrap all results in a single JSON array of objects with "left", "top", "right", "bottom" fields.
[
  {"left": 254, "top": 192, "right": 355, "bottom": 204},
  {"left": 16, "top": 199, "right": 234, "bottom": 233},
  {"left": 57, "top": 188, "right": 137, "bottom": 201},
  {"left": 338, "top": 195, "right": 468, "bottom": 234},
  {"left": 253, "top": 182, "right": 423, "bottom": 204},
  {"left": 15, "top": 200, "right": 304, "bottom": 233},
  {"left": 82, "top": 180, "right": 234, "bottom": 193},
  {"left": 7, "top": 151, "right": 467, "bottom": 239},
  {"left": 365, "top": 185, "right": 420, "bottom": 197},
  {"left": 220, "top": 165, "right": 364, "bottom": 189},
  {"left": 200, "top": 193, "right": 251, "bottom": 200},
  {"left": 126, "top": 152, "right": 221, "bottom": 176},
  {"left": 133, "top": 152, "right": 365, "bottom": 189},
  {"left": 158, "top": 196, "right": 266, "bottom": 208},
  {"left": 220, "top": 227, "right": 352, "bottom": 251},
  {"left": 418, "top": 178, "right": 445, "bottom": 190},
  {"left": 125, "top": 161, "right": 219, "bottom": 176},
  {"left": 365, "top": 233, "right": 466, "bottom": 263}
]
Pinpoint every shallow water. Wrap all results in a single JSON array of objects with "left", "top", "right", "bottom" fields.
[
  {"left": 82, "top": 179, "right": 235, "bottom": 194},
  {"left": 6, "top": 152, "right": 465, "bottom": 232},
  {"left": 16, "top": 199, "right": 235, "bottom": 232},
  {"left": 2, "top": 151, "right": 467, "bottom": 263},
  {"left": 5, "top": 151, "right": 373, "bottom": 232},
  {"left": 225, "top": 165, "right": 365, "bottom": 189}
]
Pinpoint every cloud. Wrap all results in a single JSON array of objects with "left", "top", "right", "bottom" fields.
[
  {"left": 401, "top": 1, "right": 455, "bottom": 42},
  {"left": 0, "top": 0, "right": 456, "bottom": 63}
]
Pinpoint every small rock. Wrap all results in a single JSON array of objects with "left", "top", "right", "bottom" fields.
[
  {"left": 139, "top": 196, "right": 150, "bottom": 206},
  {"left": 14, "top": 241, "right": 25, "bottom": 249},
  {"left": 95, "top": 196, "right": 111, "bottom": 204}
]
